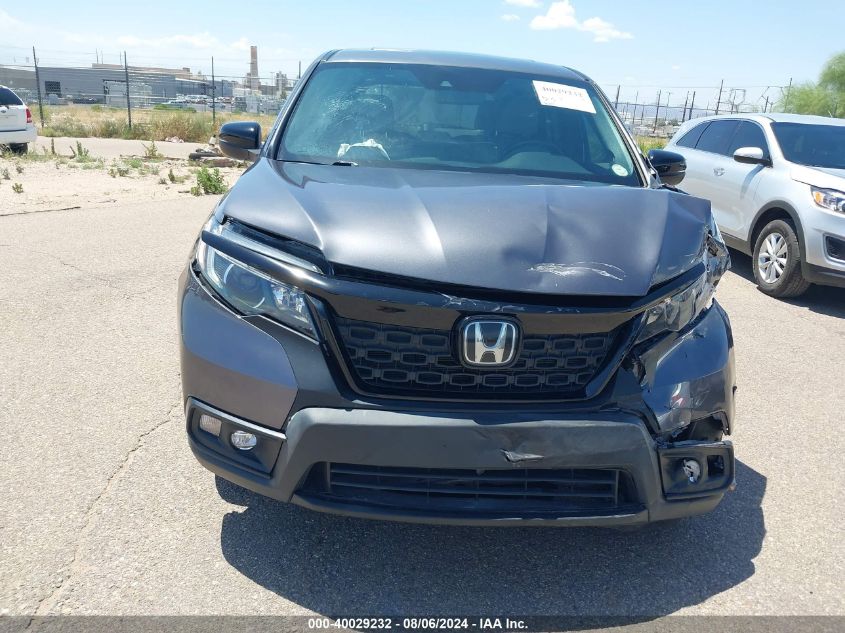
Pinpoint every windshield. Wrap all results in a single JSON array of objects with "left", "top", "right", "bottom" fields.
[
  {"left": 280, "top": 63, "right": 639, "bottom": 185},
  {"left": 772, "top": 122, "right": 845, "bottom": 169}
]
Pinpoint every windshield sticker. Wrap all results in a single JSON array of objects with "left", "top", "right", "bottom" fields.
[
  {"left": 612, "top": 164, "right": 629, "bottom": 177},
  {"left": 532, "top": 81, "right": 596, "bottom": 113}
]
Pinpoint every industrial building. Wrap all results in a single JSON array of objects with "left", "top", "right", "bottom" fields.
[{"left": 0, "top": 45, "right": 288, "bottom": 110}]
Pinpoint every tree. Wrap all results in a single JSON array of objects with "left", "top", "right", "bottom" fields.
[{"left": 779, "top": 52, "right": 845, "bottom": 118}]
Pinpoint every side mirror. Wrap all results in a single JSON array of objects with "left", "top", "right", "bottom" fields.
[
  {"left": 219, "top": 121, "right": 262, "bottom": 161},
  {"left": 648, "top": 149, "right": 686, "bottom": 186},
  {"left": 733, "top": 146, "right": 771, "bottom": 166}
]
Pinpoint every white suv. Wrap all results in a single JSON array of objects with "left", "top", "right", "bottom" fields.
[
  {"left": 666, "top": 113, "right": 845, "bottom": 298},
  {"left": 0, "top": 85, "right": 37, "bottom": 155}
]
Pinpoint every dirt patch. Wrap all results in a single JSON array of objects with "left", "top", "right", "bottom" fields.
[{"left": 0, "top": 139, "right": 244, "bottom": 216}]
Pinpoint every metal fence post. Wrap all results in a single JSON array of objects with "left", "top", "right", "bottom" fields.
[
  {"left": 32, "top": 46, "right": 45, "bottom": 128},
  {"left": 211, "top": 56, "right": 216, "bottom": 127},
  {"left": 689, "top": 91, "right": 696, "bottom": 119},
  {"left": 123, "top": 51, "right": 132, "bottom": 130},
  {"left": 784, "top": 77, "right": 792, "bottom": 111},
  {"left": 652, "top": 90, "right": 661, "bottom": 134},
  {"left": 614, "top": 85, "right": 620, "bottom": 109},
  {"left": 715, "top": 79, "right": 724, "bottom": 115}
]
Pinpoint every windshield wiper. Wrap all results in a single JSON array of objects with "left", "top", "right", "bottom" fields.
[{"left": 278, "top": 158, "right": 358, "bottom": 167}]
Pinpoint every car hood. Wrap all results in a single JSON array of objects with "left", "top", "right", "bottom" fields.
[
  {"left": 790, "top": 164, "right": 845, "bottom": 189},
  {"left": 218, "top": 159, "right": 713, "bottom": 297}
]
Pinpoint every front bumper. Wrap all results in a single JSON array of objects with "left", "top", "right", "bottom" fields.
[
  {"left": 801, "top": 204, "right": 845, "bottom": 287},
  {"left": 188, "top": 401, "right": 733, "bottom": 526},
  {"left": 179, "top": 265, "right": 736, "bottom": 526}
]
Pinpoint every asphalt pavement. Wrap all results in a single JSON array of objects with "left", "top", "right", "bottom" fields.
[{"left": 0, "top": 197, "right": 843, "bottom": 620}]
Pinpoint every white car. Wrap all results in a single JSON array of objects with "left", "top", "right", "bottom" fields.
[
  {"left": 666, "top": 113, "right": 845, "bottom": 298},
  {"left": 0, "top": 85, "right": 37, "bottom": 155}
]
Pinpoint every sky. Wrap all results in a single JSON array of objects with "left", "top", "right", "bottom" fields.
[{"left": 0, "top": 1, "right": 839, "bottom": 109}]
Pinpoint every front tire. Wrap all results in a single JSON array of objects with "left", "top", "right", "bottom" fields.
[
  {"left": 8, "top": 143, "right": 28, "bottom": 155},
  {"left": 752, "top": 219, "right": 810, "bottom": 298}
]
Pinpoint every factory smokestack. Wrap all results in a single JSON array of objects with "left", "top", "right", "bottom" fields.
[{"left": 249, "top": 46, "right": 259, "bottom": 91}]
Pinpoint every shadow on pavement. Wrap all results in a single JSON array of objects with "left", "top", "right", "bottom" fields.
[
  {"left": 729, "top": 249, "right": 845, "bottom": 319},
  {"left": 217, "top": 460, "right": 765, "bottom": 618}
]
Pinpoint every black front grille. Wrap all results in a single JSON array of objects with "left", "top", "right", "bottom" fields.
[
  {"left": 333, "top": 317, "right": 619, "bottom": 399},
  {"left": 303, "top": 463, "right": 637, "bottom": 516}
]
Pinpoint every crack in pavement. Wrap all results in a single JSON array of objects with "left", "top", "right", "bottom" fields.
[
  {"left": 0, "top": 243, "right": 117, "bottom": 290},
  {"left": 26, "top": 399, "right": 182, "bottom": 622},
  {"left": 0, "top": 242, "right": 163, "bottom": 299},
  {"left": 0, "top": 206, "right": 83, "bottom": 219}
]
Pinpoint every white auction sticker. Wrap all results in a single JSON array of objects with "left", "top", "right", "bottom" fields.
[
  {"left": 532, "top": 81, "right": 596, "bottom": 114},
  {"left": 612, "top": 164, "right": 629, "bottom": 177}
]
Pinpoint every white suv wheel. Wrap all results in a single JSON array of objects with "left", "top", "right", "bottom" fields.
[
  {"left": 757, "top": 232, "right": 788, "bottom": 283},
  {"left": 752, "top": 219, "right": 810, "bottom": 298}
]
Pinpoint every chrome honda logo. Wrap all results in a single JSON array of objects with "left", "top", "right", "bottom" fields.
[{"left": 460, "top": 319, "right": 519, "bottom": 367}]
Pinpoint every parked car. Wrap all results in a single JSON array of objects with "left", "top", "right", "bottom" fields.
[
  {"left": 0, "top": 85, "right": 37, "bottom": 154},
  {"left": 666, "top": 113, "right": 845, "bottom": 297},
  {"left": 179, "top": 49, "right": 735, "bottom": 527}
]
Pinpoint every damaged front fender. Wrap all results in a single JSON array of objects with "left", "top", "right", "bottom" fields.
[{"left": 637, "top": 301, "right": 735, "bottom": 439}]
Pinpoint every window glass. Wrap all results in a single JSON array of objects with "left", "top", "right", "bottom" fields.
[
  {"left": 281, "top": 63, "right": 640, "bottom": 185},
  {"left": 772, "top": 122, "right": 845, "bottom": 169},
  {"left": 0, "top": 87, "right": 23, "bottom": 106},
  {"left": 696, "top": 120, "right": 740, "bottom": 155},
  {"left": 676, "top": 122, "right": 708, "bottom": 148},
  {"left": 728, "top": 121, "right": 769, "bottom": 157}
]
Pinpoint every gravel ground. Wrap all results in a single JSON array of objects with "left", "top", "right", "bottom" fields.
[{"left": 0, "top": 151, "right": 843, "bottom": 623}]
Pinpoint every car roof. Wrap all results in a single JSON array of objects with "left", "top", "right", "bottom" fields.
[
  {"left": 322, "top": 49, "right": 589, "bottom": 82},
  {"left": 684, "top": 112, "right": 845, "bottom": 127}
]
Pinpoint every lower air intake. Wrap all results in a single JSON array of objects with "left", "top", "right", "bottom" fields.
[{"left": 302, "top": 463, "right": 639, "bottom": 517}]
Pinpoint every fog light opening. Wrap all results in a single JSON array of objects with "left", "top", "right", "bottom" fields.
[
  {"left": 198, "top": 414, "right": 222, "bottom": 437},
  {"left": 230, "top": 430, "right": 258, "bottom": 451},
  {"left": 682, "top": 458, "right": 701, "bottom": 484},
  {"left": 707, "top": 455, "right": 725, "bottom": 476}
]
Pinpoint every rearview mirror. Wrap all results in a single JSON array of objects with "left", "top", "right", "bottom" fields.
[
  {"left": 647, "top": 149, "right": 686, "bottom": 186},
  {"left": 219, "top": 121, "right": 262, "bottom": 161},
  {"left": 733, "top": 146, "right": 771, "bottom": 166}
]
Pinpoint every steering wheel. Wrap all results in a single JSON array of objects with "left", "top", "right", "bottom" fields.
[{"left": 504, "top": 140, "right": 560, "bottom": 158}]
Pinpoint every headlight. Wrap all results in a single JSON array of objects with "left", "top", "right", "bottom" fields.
[
  {"left": 811, "top": 187, "right": 845, "bottom": 214},
  {"left": 196, "top": 219, "right": 317, "bottom": 337},
  {"left": 636, "top": 273, "right": 714, "bottom": 344}
]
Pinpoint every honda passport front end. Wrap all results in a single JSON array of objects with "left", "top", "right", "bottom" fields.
[{"left": 178, "top": 49, "right": 736, "bottom": 526}]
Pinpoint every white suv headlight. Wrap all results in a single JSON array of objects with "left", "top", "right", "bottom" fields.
[
  {"left": 196, "top": 219, "right": 317, "bottom": 337},
  {"left": 811, "top": 186, "right": 845, "bottom": 214}
]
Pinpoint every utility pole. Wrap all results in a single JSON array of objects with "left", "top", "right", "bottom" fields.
[
  {"left": 652, "top": 90, "right": 661, "bottom": 134},
  {"left": 123, "top": 51, "right": 132, "bottom": 129},
  {"left": 715, "top": 79, "right": 724, "bottom": 115},
  {"left": 32, "top": 47, "right": 44, "bottom": 127}
]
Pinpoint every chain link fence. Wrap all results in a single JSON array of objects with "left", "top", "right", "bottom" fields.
[
  {"left": 0, "top": 47, "right": 301, "bottom": 141},
  {"left": 0, "top": 46, "right": 792, "bottom": 143}
]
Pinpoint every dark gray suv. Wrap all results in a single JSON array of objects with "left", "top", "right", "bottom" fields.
[{"left": 179, "top": 49, "right": 736, "bottom": 527}]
